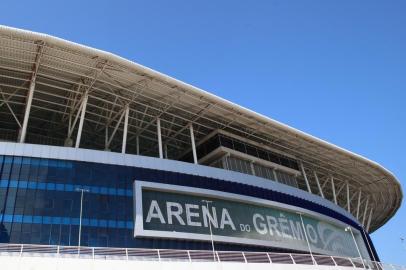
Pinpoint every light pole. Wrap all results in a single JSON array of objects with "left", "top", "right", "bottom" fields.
[
  {"left": 345, "top": 226, "right": 365, "bottom": 269},
  {"left": 202, "top": 200, "right": 216, "bottom": 262},
  {"left": 76, "top": 188, "right": 89, "bottom": 254},
  {"left": 298, "top": 212, "right": 315, "bottom": 265}
]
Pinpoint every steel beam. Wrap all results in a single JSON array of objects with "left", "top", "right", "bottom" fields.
[
  {"left": 18, "top": 81, "right": 35, "bottom": 143},
  {"left": 136, "top": 135, "right": 140, "bottom": 155},
  {"left": 313, "top": 171, "right": 324, "bottom": 198},
  {"left": 75, "top": 92, "right": 88, "bottom": 148},
  {"left": 122, "top": 105, "right": 129, "bottom": 154},
  {"left": 272, "top": 169, "right": 279, "bottom": 183},
  {"left": 331, "top": 176, "right": 337, "bottom": 205},
  {"left": 366, "top": 207, "right": 374, "bottom": 232},
  {"left": 189, "top": 123, "right": 198, "bottom": 164},
  {"left": 157, "top": 118, "right": 163, "bottom": 158},
  {"left": 362, "top": 197, "right": 369, "bottom": 226},
  {"left": 356, "top": 190, "right": 362, "bottom": 220},
  {"left": 346, "top": 182, "right": 350, "bottom": 212},
  {"left": 105, "top": 107, "right": 126, "bottom": 150},
  {"left": 18, "top": 42, "right": 44, "bottom": 143},
  {"left": 299, "top": 161, "right": 312, "bottom": 193}
]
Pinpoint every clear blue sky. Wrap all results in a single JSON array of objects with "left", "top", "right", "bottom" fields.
[{"left": 2, "top": 0, "right": 406, "bottom": 265}]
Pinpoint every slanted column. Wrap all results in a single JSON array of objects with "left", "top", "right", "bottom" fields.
[
  {"left": 136, "top": 136, "right": 140, "bottom": 155},
  {"left": 299, "top": 161, "right": 312, "bottom": 193},
  {"left": 356, "top": 190, "right": 362, "bottom": 219},
  {"left": 189, "top": 123, "right": 198, "bottom": 164},
  {"left": 313, "top": 171, "right": 325, "bottom": 198},
  {"left": 346, "top": 182, "right": 350, "bottom": 212},
  {"left": 366, "top": 207, "right": 374, "bottom": 232},
  {"left": 362, "top": 197, "right": 369, "bottom": 226},
  {"left": 121, "top": 105, "right": 129, "bottom": 154},
  {"left": 157, "top": 118, "right": 163, "bottom": 158},
  {"left": 272, "top": 169, "right": 279, "bottom": 182},
  {"left": 18, "top": 81, "right": 36, "bottom": 143},
  {"left": 75, "top": 93, "right": 88, "bottom": 148},
  {"left": 250, "top": 161, "right": 256, "bottom": 176},
  {"left": 331, "top": 176, "right": 337, "bottom": 204}
]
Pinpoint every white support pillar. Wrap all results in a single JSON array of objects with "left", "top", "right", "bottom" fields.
[
  {"left": 121, "top": 105, "right": 129, "bottom": 154},
  {"left": 346, "top": 182, "right": 350, "bottom": 212},
  {"left": 189, "top": 123, "right": 198, "bottom": 164},
  {"left": 75, "top": 93, "right": 88, "bottom": 148},
  {"left": 299, "top": 161, "right": 312, "bottom": 193},
  {"left": 272, "top": 169, "right": 279, "bottom": 182},
  {"left": 331, "top": 176, "right": 337, "bottom": 205},
  {"left": 136, "top": 136, "right": 140, "bottom": 155},
  {"left": 366, "top": 207, "right": 374, "bottom": 232},
  {"left": 362, "top": 197, "right": 369, "bottom": 226},
  {"left": 250, "top": 161, "right": 256, "bottom": 176},
  {"left": 313, "top": 171, "right": 324, "bottom": 198},
  {"left": 164, "top": 144, "right": 168, "bottom": 159},
  {"left": 18, "top": 81, "right": 36, "bottom": 143},
  {"left": 356, "top": 190, "right": 362, "bottom": 219},
  {"left": 157, "top": 118, "right": 163, "bottom": 159}
]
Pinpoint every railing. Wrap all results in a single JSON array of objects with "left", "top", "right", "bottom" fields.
[{"left": 0, "top": 243, "right": 404, "bottom": 270}]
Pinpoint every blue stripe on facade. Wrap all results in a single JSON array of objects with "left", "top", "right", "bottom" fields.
[
  {"left": 0, "top": 214, "right": 133, "bottom": 229},
  {"left": 0, "top": 180, "right": 132, "bottom": 197}
]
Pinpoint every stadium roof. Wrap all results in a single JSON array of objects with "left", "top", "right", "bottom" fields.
[{"left": 0, "top": 25, "right": 402, "bottom": 232}]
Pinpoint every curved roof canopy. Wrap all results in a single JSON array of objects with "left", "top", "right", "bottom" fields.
[{"left": 0, "top": 25, "right": 402, "bottom": 232}]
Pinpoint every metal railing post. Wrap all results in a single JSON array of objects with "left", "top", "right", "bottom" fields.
[
  {"left": 157, "top": 249, "right": 161, "bottom": 261},
  {"left": 187, "top": 250, "right": 191, "bottom": 263},
  {"left": 125, "top": 248, "right": 128, "bottom": 261},
  {"left": 349, "top": 258, "right": 356, "bottom": 268},
  {"left": 311, "top": 254, "right": 317, "bottom": 265},
  {"left": 331, "top": 256, "right": 337, "bottom": 266},
  {"left": 266, "top": 253, "right": 272, "bottom": 264},
  {"left": 242, "top": 252, "right": 247, "bottom": 263},
  {"left": 19, "top": 244, "right": 23, "bottom": 257},
  {"left": 290, "top": 254, "right": 295, "bottom": 264}
]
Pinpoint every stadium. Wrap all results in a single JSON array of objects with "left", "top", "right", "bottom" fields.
[{"left": 0, "top": 25, "right": 403, "bottom": 269}]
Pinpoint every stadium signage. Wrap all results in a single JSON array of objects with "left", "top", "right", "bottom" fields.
[{"left": 134, "top": 181, "right": 362, "bottom": 258}]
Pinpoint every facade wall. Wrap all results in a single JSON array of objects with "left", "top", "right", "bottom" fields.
[{"left": 0, "top": 143, "right": 379, "bottom": 260}]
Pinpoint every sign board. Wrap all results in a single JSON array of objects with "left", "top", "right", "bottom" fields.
[{"left": 134, "top": 181, "right": 367, "bottom": 258}]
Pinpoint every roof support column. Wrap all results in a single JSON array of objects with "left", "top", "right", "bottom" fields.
[
  {"left": 189, "top": 123, "right": 198, "bottom": 164},
  {"left": 366, "top": 207, "right": 374, "bottom": 232},
  {"left": 313, "top": 171, "right": 324, "bottom": 198},
  {"left": 18, "top": 81, "right": 35, "bottom": 143},
  {"left": 136, "top": 136, "right": 140, "bottom": 155},
  {"left": 299, "top": 161, "right": 312, "bottom": 193},
  {"left": 75, "top": 92, "right": 88, "bottom": 148},
  {"left": 356, "top": 190, "right": 362, "bottom": 219},
  {"left": 362, "top": 197, "right": 369, "bottom": 227},
  {"left": 121, "top": 105, "right": 129, "bottom": 154},
  {"left": 164, "top": 144, "right": 168, "bottom": 159},
  {"left": 272, "top": 169, "right": 279, "bottom": 183},
  {"left": 331, "top": 176, "right": 337, "bottom": 205},
  {"left": 19, "top": 42, "right": 43, "bottom": 143},
  {"left": 157, "top": 118, "right": 163, "bottom": 159},
  {"left": 346, "top": 182, "right": 350, "bottom": 212},
  {"left": 250, "top": 161, "right": 256, "bottom": 176}
]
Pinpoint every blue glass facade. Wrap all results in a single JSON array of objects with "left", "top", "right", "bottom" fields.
[{"left": 0, "top": 155, "right": 379, "bottom": 260}]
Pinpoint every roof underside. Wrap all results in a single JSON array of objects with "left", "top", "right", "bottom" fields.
[{"left": 0, "top": 25, "right": 402, "bottom": 232}]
